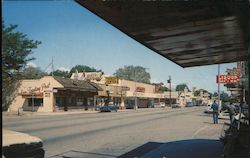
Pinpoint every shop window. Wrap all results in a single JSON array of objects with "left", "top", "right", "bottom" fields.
[
  {"left": 87, "top": 97, "right": 94, "bottom": 106},
  {"left": 28, "top": 98, "right": 43, "bottom": 106},
  {"left": 56, "top": 97, "right": 62, "bottom": 107},
  {"left": 76, "top": 98, "right": 83, "bottom": 106}
]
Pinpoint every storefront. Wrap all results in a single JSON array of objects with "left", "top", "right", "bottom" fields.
[{"left": 9, "top": 76, "right": 101, "bottom": 112}]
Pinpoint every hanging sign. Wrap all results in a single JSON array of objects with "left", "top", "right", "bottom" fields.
[{"left": 216, "top": 75, "right": 240, "bottom": 83}]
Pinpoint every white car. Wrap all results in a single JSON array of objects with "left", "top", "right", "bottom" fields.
[
  {"left": 204, "top": 104, "right": 213, "bottom": 113},
  {"left": 160, "top": 102, "right": 165, "bottom": 108}
]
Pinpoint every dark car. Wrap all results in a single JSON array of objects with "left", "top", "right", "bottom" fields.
[
  {"left": 185, "top": 102, "right": 194, "bottom": 107},
  {"left": 172, "top": 104, "right": 181, "bottom": 108},
  {"left": 99, "top": 105, "right": 118, "bottom": 112}
]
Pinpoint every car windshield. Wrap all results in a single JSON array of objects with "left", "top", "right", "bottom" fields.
[{"left": 2, "top": 1, "right": 249, "bottom": 158}]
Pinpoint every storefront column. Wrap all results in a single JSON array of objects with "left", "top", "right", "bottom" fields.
[
  {"left": 134, "top": 97, "right": 138, "bottom": 110},
  {"left": 94, "top": 95, "right": 97, "bottom": 110},
  {"left": 43, "top": 91, "right": 54, "bottom": 112},
  {"left": 120, "top": 97, "right": 125, "bottom": 109}
]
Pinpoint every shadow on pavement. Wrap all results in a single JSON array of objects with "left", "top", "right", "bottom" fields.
[{"left": 119, "top": 139, "right": 223, "bottom": 158}]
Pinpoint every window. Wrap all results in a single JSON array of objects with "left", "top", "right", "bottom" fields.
[{"left": 28, "top": 98, "right": 43, "bottom": 106}]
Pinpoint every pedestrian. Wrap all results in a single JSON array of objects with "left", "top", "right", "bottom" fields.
[
  {"left": 211, "top": 100, "right": 219, "bottom": 124},
  {"left": 227, "top": 102, "right": 236, "bottom": 124}
]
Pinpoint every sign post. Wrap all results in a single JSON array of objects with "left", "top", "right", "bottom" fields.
[
  {"left": 168, "top": 76, "right": 171, "bottom": 107},
  {"left": 218, "top": 64, "right": 221, "bottom": 114}
]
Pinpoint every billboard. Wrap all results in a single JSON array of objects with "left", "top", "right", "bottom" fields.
[{"left": 216, "top": 75, "right": 240, "bottom": 83}]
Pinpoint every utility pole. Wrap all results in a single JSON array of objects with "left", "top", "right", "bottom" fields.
[
  {"left": 168, "top": 76, "right": 171, "bottom": 107},
  {"left": 52, "top": 57, "right": 54, "bottom": 77},
  {"left": 218, "top": 64, "right": 221, "bottom": 112}
]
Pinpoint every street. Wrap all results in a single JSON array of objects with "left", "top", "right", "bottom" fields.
[{"left": 3, "top": 107, "right": 227, "bottom": 158}]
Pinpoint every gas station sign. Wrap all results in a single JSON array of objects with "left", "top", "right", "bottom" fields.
[{"left": 216, "top": 75, "right": 240, "bottom": 83}]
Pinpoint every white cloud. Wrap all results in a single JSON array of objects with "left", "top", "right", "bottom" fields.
[
  {"left": 58, "top": 67, "right": 70, "bottom": 72},
  {"left": 26, "top": 62, "right": 37, "bottom": 68}
]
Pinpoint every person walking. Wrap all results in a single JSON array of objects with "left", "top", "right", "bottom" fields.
[
  {"left": 227, "top": 102, "right": 236, "bottom": 124},
  {"left": 211, "top": 100, "right": 219, "bottom": 124}
]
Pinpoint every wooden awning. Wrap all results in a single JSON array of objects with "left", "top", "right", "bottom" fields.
[{"left": 76, "top": 1, "right": 249, "bottom": 67}]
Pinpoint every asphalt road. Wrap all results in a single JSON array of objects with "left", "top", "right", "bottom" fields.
[{"left": 3, "top": 107, "right": 227, "bottom": 158}]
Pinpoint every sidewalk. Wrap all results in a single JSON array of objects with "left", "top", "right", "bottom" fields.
[
  {"left": 2, "top": 110, "right": 99, "bottom": 116},
  {"left": 2, "top": 129, "right": 45, "bottom": 158},
  {"left": 2, "top": 106, "right": 183, "bottom": 117}
]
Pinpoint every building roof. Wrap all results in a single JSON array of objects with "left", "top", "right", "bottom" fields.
[
  {"left": 76, "top": 1, "right": 249, "bottom": 67},
  {"left": 53, "top": 76, "right": 102, "bottom": 91}
]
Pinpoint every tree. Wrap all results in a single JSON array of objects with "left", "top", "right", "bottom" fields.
[
  {"left": 212, "top": 92, "right": 230, "bottom": 102},
  {"left": 220, "top": 92, "right": 230, "bottom": 102},
  {"left": 194, "top": 90, "right": 200, "bottom": 96},
  {"left": 208, "top": 92, "right": 213, "bottom": 99},
  {"left": 69, "top": 65, "right": 102, "bottom": 77},
  {"left": 175, "top": 84, "right": 189, "bottom": 92},
  {"left": 70, "top": 65, "right": 101, "bottom": 73},
  {"left": 194, "top": 89, "right": 208, "bottom": 96},
  {"left": 21, "top": 66, "right": 47, "bottom": 79},
  {"left": 160, "top": 86, "right": 169, "bottom": 92},
  {"left": 114, "top": 65, "right": 151, "bottom": 84},
  {"left": 2, "top": 23, "right": 41, "bottom": 110},
  {"left": 213, "top": 92, "right": 218, "bottom": 97},
  {"left": 50, "top": 69, "right": 70, "bottom": 78}
]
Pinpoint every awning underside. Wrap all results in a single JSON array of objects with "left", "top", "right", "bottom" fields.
[{"left": 76, "top": 1, "right": 249, "bottom": 67}]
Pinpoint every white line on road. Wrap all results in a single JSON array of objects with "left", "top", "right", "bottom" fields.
[{"left": 192, "top": 125, "right": 208, "bottom": 138}]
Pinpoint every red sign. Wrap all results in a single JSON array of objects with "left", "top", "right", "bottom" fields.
[
  {"left": 135, "top": 87, "right": 145, "bottom": 93},
  {"left": 216, "top": 75, "right": 240, "bottom": 83}
]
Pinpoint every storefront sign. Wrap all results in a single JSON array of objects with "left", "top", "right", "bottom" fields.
[
  {"left": 216, "top": 75, "right": 240, "bottom": 83},
  {"left": 121, "top": 86, "right": 130, "bottom": 91},
  {"left": 85, "top": 72, "right": 103, "bottom": 81},
  {"left": 227, "top": 88, "right": 242, "bottom": 91},
  {"left": 135, "top": 87, "right": 145, "bottom": 93},
  {"left": 105, "top": 77, "right": 118, "bottom": 84}
]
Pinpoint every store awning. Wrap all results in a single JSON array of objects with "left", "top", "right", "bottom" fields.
[{"left": 76, "top": 1, "right": 249, "bottom": 67}]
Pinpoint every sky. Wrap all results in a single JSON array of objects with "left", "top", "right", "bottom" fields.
[{"left": 2, "top": 1, "right": 236, "bottom": 93}]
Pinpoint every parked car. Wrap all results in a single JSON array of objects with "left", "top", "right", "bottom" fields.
[
  {"left": 204, "top": 104, "right": 213, "bottom": 113},
  {"left": 172, "top": 104, "right": 181, "bottom": 108},
  {"left": 185, "top": 102, "right": 194, "bottom": 107},
  {"left": 95, "top": 105, "right": 101, "bottom": 111},
  {"left": 160, "top": 102, "right": 165, "bottom": 108},
  {"left": 99, "top": 105, "right": 118, "bottom": 112},
  {"left": 200, "top": 103, "right": 207, "bottom": 106}
]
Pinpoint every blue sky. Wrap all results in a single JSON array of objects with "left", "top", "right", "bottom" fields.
[{"left": 3, "top": 1, "right": 236, "bottom": 92}]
